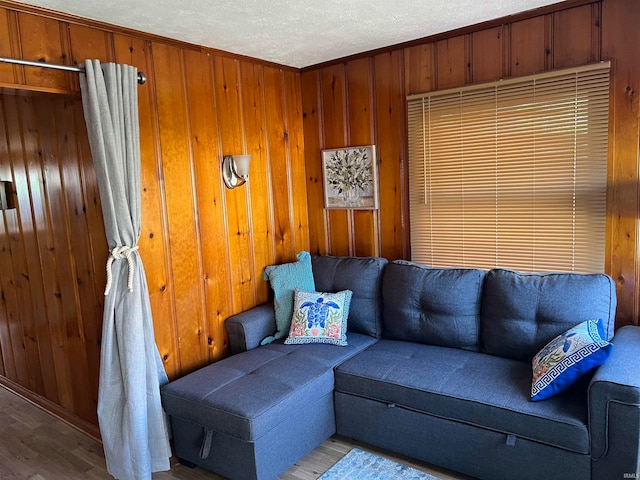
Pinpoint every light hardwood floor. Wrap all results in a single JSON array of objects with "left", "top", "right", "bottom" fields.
[{"left": 0, "top": 385, "right": 470, "bottom": 479}]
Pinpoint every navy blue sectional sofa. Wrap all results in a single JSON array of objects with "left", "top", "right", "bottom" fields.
[{"left": 161, "top": 255, "right": 640, "bottom": 480}]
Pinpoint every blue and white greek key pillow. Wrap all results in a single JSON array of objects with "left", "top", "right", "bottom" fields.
[
  {"left": 284, "top": 289, "right": 352, "bottom": 346},
  {"left": 531, "top": 319, "right": 613, "bottom": 401}
]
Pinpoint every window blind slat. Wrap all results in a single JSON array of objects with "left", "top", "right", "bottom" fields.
[{"left": 408, "top": 63, "right": 610, "bottom": 273}]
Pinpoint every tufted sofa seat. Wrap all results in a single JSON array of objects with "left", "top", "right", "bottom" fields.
[{"left": 334, "top": 340, "right": 591, "bottom": 479}]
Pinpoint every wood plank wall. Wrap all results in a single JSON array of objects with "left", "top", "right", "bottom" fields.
[
  {"left": 301, "top": 0, "right": 640, "bottom": 328},
  {"left": 0, "top": 1, "right": 308, "bottom": 433}
]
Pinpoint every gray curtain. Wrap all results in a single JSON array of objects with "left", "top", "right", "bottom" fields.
[{"left": 80, "top": 60, "right": 171, "bottom": 480}]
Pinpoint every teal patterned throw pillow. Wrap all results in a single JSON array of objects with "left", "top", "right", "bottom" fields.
[
  {"left": 262, "top": 251, "right": 315, "bottom": 345},
  {"left": 285, "top": 289, "right": 353, "bottom": 346},
  {"left": 531, "top": 319, "right": 612, "bottom": 401}
]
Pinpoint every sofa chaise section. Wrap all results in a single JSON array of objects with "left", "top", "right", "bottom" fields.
[
  {"left": 161, "top": 335, "right": 376, "bottom": 480},
  {"left": 161, "top": 255, "right": 387, "bottom": 480}
]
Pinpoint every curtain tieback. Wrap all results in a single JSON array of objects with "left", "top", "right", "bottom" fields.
[{"left": 104, "top": 245, "right": 139, "bottom": 295}]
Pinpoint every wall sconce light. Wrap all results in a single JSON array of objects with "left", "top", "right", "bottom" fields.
[{"left": 222, "top": 154, "right": 251, "bottom": 189}]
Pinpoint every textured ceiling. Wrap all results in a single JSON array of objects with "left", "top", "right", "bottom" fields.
[{"left": 18, "top": 0, "right": 566, "bottom": 68}]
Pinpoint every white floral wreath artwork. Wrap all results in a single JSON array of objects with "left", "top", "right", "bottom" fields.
[{"left": 321, "top": 145, "right": 379, "bottom": 209}]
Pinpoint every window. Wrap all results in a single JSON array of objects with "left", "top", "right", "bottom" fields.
[{"left": 407, "top": 62, "right": 610, "bottom": 273}]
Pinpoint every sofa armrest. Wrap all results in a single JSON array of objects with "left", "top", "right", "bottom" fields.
[
  {"left": 589, "top": 325, "right": 640, "bottom": 479},
  {"left": 224, "top": 302, "right": 276, "bottom": 355}
]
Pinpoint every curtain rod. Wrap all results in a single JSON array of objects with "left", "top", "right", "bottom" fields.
[{"left": 0, "top": 57, "right": 147, "bottom": 85}]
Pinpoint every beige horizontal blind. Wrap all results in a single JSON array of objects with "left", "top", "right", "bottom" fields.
[{"left": 407, "top": 63, "right": 610, "bottom": 273}]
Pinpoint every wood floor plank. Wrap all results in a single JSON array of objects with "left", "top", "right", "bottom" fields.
[{"left": 0, "top": 385, "right": 470, "bottom": 479}]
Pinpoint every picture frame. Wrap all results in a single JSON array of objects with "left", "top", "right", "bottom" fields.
[{"left": 321, "top": 145, "right": 379, "bottom": 210}]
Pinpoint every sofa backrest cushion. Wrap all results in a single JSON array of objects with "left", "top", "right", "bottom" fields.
[
  {"left": 481, "top": 268, "right": 617, "bottom": 362},
  {"left": 312, "top": 255, "right": 388, "bottom": 338},
  {"left": 381, "top": 260, "right": 485, "bottom": 351}
]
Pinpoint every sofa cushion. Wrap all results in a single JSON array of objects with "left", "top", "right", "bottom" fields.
[
  {"left": 532, "top": 319, "right": 612, "bottom": 401},
  {"left": 161, "top": 332, "right": 377, "bottom": 442},
  {"left": 481, "top": 268, "right": 616, "bottom": 362},
  {"left": 312, "top": 255, "right": 387, "bottom": 338},
  {"left": 285, "top": 289, "right": 352, "bottom": 346},
  {"left": 334, "top": 339, "right": 589, "bottom": 454},
  {"left": 262, "top": 251, "right": 315, "bottom": 345},
  {"left": 382, "top": 261, "right": 485, "bottom": 351}
]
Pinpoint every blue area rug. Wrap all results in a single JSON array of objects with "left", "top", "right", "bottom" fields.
[{"left": 318, "top": 448, "right": 441, "bottom": 480}]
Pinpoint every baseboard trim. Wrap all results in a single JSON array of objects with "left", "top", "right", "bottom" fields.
[{"left": 0, "top": 376, "right": 101, "bottom": 443}]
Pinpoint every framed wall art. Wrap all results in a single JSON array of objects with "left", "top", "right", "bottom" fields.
[{"left": 321, "top": 145, "right": 379, "bottom": 209}]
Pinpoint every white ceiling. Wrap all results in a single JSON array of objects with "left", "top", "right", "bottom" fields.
[{"left": 19, "top": 0, "right": 566, "bottom": 68}]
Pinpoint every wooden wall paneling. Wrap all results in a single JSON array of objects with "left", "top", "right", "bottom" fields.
[
  {"left": 0, "top": 8, "right": 17, "bottom": 84},
  {"left": 28, "top": 94, "right": 76, "bottom": 401},
  {"left": 0, "top": 9, "right": 24, "bottom": 86},
  {"left": 471, "top": 26, "right": 505, "bottom": 83},
  {"left": 284, "top": 70, "right": 310, "bottom": 256},
  {"left": 68, "top": 24, "right": 113, "bottom": 64},
  {"left": 320, "top": 64, "right": 351, "bottom": 256},
  {"left": 0, "top": 203, "right": 36, "bottom": 389},
  {"left": 16, "top": 13, "right": 71, "bottom": 90},
  {"left": 510, "top": 16, "right": 547, "bottom": 77},
  {"left": 184, "top": 49, "right": 233, "bottom": 361},
  {"left": 301, "top": 70, "right": 328, "bottom": 256},
  {"left": 2, "top": 95, "right": 44, "bottom": 393},
  {"left": 72, "top": 99, "right": 107, "bottom": 359},
  {"left": 544, "top": 13, "right": 554, "bottom": 70},
  {"left": 239, "top": 61, "right": 275, "bottom": 304},
  {"left": 0, "top": 8, "right": 12, "bottom": 82},
  {"left": 0, "top": 100, "right": 18, "bottom": 382},
  {"left": 404, "top": 43, "right": 434, "bottom": 96},
  {"left": 503, "top": 24, "right": 512, "bottom": 79},
  {"left": 213, "top": 55, "right": 256, "bottom": 313},
  {"left": 552, "top": 3, "right": 598, "bottom": 68},
  {"left": 0, "top": 227, "right": 16, "bottom": 382},
  {"left": 346, "top": 58, "right": 378, "bottom": 257},
  {"left": 152, "top": 42, "right": 208, "bottom": 376},
  {"left": 602, "top": 0, "right": 640, "bottom": 327},
  {"left": 0, "top": 213, "right": 14, "bottom": 382},
  {"left": 590, "top": 2, "right": 602, "bottom": 63},
  {"left": 374, "top": 51, "right": 407, "bottom": 261},
  {"left": 68, "top": 24, "right": 113, "bottom": 91},
  {"left": 14, "top": 93, "right": 74, "bottom": 410},
  {"left": 167, "top": 47, "right": 212, "bottom": 373},
  {"left": 0, "top": 227, "right": 17, "bottom": 381},
  {"left": 435, "top": 35, "right": 467, "bottom": 89},
  {"left": 0, "top": 327, "right": 4, "bottom": 377},
  {"left": 264, "top": 66, "right": 295, "bottom": 263},
  {"left": 55, "top": 95, "right": 100, "bottom": 420},
  {"left": 113, "top": 34, "right": 178, "bottom": 378},
  {"left": 1, "top": 94, "right": 59, "bottom": 401},
  {"left": 33, "top": 94, "right": 94, "bottom": 422}
]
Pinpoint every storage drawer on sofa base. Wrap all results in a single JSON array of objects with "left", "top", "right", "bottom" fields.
[
  {"left": 171, "top": 391, "right": 336, "bottom": 480},
  {"left": 335, "top": 392, "right": 589, "bottom": 480}
]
